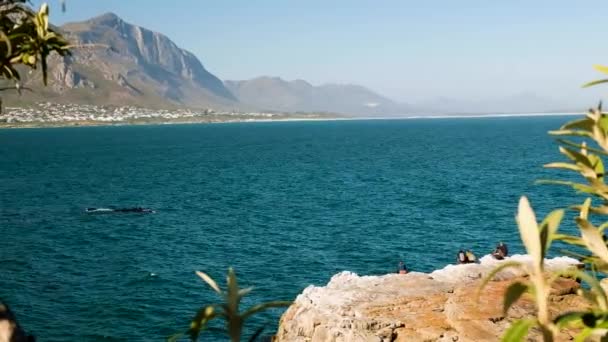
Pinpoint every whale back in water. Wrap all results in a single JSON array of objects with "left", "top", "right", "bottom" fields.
[{"left": 85, "top": 207, "right": 155, "bottom": 214}]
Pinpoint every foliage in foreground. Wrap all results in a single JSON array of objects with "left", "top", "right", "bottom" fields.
[
  {"left": 169, "top": 268, "right": 290, "bottom": 342},
  {"left": 0, "top": 0, "right": 70, "bottom": 88},
  {"left": 482, "top": 65, "right": 608, "bottom": 341}
]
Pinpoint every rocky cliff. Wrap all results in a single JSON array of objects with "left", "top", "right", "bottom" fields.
[{"left": 275, "top": 255, "right": 586, "bottom": 342}]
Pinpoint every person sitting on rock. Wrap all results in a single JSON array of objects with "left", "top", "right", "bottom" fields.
[
  {"left": 0, "top": 302, "right": 35, "bottom": 342},
  {"left": 465, "top": 250, "right": 477, "bottom": 263},
  {"left": 457, "top": 250, "right": 468, "bottom": 264},
  {"left": 397, "top": 261, "right": 408, "bottom": 274},
  {"left": 491, "top": 248, "right": 504, "bottom": 260},
  {"left": 492, "top": 242, "right": 508, "bottom": 260},
  {"left": 497, "top": 242, "right": 508, "bottom": 257}
]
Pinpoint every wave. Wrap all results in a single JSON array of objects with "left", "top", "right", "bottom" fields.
[{"left": 84, "top": 208, "right": 114, "bottom": 213}]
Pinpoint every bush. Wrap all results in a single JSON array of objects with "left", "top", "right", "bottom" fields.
[
  {"left": 483, "top": 65, "right": 608, "bottom": 341},
  {"left": 0, "top": 0, "right": 70, "bottom": 86},
  {"left": 170, "top": 268, "right": 290, "bottom": 342}
]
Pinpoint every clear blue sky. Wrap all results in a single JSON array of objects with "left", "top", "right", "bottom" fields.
[{"left": 35, "top": 0, "right": 608, "bottom": 107}]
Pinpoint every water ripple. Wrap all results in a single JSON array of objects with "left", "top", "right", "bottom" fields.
[{"left": 0, "top": 117, "right": 580, "bottom": 340}]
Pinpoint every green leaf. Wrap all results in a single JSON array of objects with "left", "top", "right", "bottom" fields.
[
  {"left": 238, "top": 287, "right": 254, "bottom": 299},
  {"left": 574, "top": 319, "right": 608, "bottom": 342},
  {"left": 516, "top": 196, "right": 542, "bottom": 270},
  {"left": 554, "top": 233, "right": 585, "bottom": 247},
  {"left": 539, "top": 209, "right": 564, "bottom": 260},
  {"left": 0, "top": 31, "right": 12, "bottom": 59},
  {"left": 188, "top": 306, "right": 217, "bottom": 341},
  {"left": 543, "top": 162, "right": 580, "bottom": 172},
  {"left": 536, "top": 179, "right": 597, "bottom": 195},
  {"left": 501, "top": 319, "right": 536, "bottom": 342},
  {"left": 598, "top": 116, "right": 608, "bottom": 135},
  {"left": 242, "top": 301, "right": 292, "bottom": 320},
  {"left": 561, "top": 118, "right": 594, "bottom": 132},
  {"left": 574, "top": 327, "right": 594, "bottom": 342},
  {"left": 226, "top": 267, "right": 240, "bottom": 314},
  {"left": 549, "top": 129, "right": 594, "bottom": 138},
  {"left": 503, "top": 282, "right": 529, "bottom": 315},
  {"left": 477, "top": 261, "right": 525, "bottom": 298},
  {"left": 578, "top": 218, "right": 608, "bottom": 265},
  {"left": 590, "top": 317, "right": 608, "bottom": 329},
  {"left": 570, "top": 205, "right": 608, "bottom": 215},
  {"left": 554, "top": 311, "right": 585, "bottom": 328},
  {"left": 583, "top": 79, "right": 608, "bottom": 88},
  {"left": 556, "top": 269, "right": 608, "bottom": 310},
  {"left": 557, "top": 139, "right": 608, "bottom": 157},
  {"left": 559, "top": 146, "right": 593, "bottom": 168},
  {"left": 594, "top": 65, "right": 608, "bottom": 74},
  {"left": 39, "top": 3, "right": 49, "bottom": 31},
  {"left": 599, "top": 222, "right": 608, "bottom": 232},
  {"left": 580, "top": 198, "right": 592, "bottom": 220},
  {"left": 589, "top": 153, "right": 605, "bottom": 180},
  {"left": 196, "top": 271, "right": 222, "bottom": 294}
]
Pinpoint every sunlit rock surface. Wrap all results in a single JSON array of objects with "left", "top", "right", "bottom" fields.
[{"left": 276, "top": 255, "right": 587, "bottom": 342}]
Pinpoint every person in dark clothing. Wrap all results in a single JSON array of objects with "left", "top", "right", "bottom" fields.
[
  {"left": 465, "top": 250, "right": 477, "bottom": 263},
  {"left": 0, "top": 302, "right": 35, "bottom": 342},
  {"left": 457, "top": 250, "right": 468, "bottom": 264},
  {"left": 497, "top": 242, "right": 508, "bottom": 257},
  {"left": 492, "top": 242, "right": 509, "bottom": 260},
  {"left": 397, "top": 261, "right": 408, "bottom": 274}
]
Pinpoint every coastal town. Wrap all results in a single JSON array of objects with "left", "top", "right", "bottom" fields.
[{"left": 0, "top": 102, "right": 337, "bottom": 127}]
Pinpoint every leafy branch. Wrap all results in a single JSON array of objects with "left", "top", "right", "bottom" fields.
[
  {"left": 170, "top": 268, "right": 291, "bottom": 342},
  {"left": 0, "top": 0, "right": 71, "bottom": 87},
  {"left": 481, "top": 64, "right": 608, "bottom": 341}
]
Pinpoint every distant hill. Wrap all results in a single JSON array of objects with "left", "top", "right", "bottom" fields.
[
  {"left": 2, "top": 12, "right": 412, "bottom": 115},
  {"left": 225, "top": 77, "right": 413, "bottom": 116},
  {"left": 0, "top": 12, "right": 566, "bottom": 116},
  {"left": 3, "top": 13, "right": 238, "bottom": 109},
  {"left": 417, "top": 92, "right": 569, "bottom": 115}
]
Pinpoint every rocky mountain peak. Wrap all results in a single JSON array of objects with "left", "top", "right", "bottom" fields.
[
  {"left": 87, "top": 12, "right": 124, "bottom": 27},
  {"left": 10, "top": 12, "right": 411, "bottom": 114},
  {"left": 16, "top": 12, "right": 238, "bottom": 108}
]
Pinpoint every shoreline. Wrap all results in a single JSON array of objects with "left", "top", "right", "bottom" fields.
[
  {"left": 0, "top": 111, "right": 584, "bottom": 130},
  {"left": 0, "top": 116, "right": 347, "bottom": 130}
]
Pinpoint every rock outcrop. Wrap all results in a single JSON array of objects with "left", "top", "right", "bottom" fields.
[{"left": 276, "top": 255, "right": 587, "bottom": 342}]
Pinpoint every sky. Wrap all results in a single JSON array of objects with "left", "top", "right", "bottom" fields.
[{"left": 34, "top": 0, "right": 608, "bottom": 108}]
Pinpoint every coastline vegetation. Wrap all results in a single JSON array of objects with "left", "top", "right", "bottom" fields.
[
  {"left": 169, "top": 268, "right": 290, "bottom": 342},
  {"left": 0, "top": 0, "right": 70, "bottom": 89},
  {"left": 483, "top": 65, "right": 608, "bottom": 341}
]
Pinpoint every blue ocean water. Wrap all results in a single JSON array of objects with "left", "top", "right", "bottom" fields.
[{"left": 0, "top": 117, "right": 583, "bottom": 341}]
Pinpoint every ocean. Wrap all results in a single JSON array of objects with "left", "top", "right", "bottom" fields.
[{"left": 0, "top": 116, "right": 583, "bottom": 341}]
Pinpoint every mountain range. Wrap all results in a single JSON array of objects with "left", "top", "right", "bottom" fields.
[
  {"left": 2, "top": 12, "right": 567, "bottom": 116},
  {"left": 224, "top": 77, "right": 413, "bottom": 115},
  {"left": 417, "top": 92, "right": 569, "bottom": 115}
]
